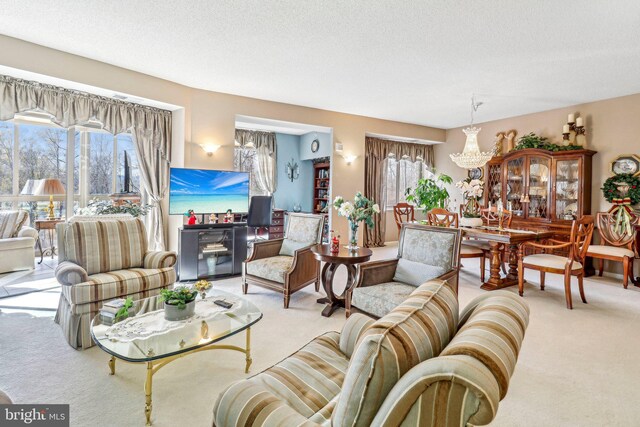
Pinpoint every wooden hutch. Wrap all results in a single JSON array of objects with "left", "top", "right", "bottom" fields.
[{"left": 483, "top": 148, "right": 597, "bottom": 232}]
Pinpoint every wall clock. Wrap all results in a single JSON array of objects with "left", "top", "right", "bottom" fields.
[
  {"left": 311, "top": 138, "right": 320, "bottom": 153},
  {"left": 610, "top": 154, "right": 640, "bottom": 177}
]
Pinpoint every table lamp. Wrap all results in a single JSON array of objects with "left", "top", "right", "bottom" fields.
[
  {"left": 20, "top": 179, "right": 42, "bottom": 196},
  {"left": 34, "top": 178, "right": 66, "bottom": 219}
]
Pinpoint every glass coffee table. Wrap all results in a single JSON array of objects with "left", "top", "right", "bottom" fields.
[{"left": 90, "top": 290, "right": 262, "bottom": 426}]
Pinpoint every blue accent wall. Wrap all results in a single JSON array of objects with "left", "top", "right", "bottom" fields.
[
  {"left": 273, "top": 133, "right": 314, "bottom": 212},
  {"left": 299, "top": 131, "right": 332, "bottom": 160}
]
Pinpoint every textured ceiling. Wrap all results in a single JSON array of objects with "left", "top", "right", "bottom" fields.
[{"left": 1, "top": 1, "right": 639, "bottom": 128}]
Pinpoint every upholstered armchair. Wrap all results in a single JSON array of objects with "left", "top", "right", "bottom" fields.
[
  {"left": 0, "top": 210, "right": 38, "bottom": 274},
  {"left": 54, "top": 218, "right": 176, "bottom": 349},
  {"left": 213, "top": 280, "right": 530, "bottom": 427},
  {"left": 243, "top": 213, "right": 326, "bottom": 308},
  {"left": 347, "top": 223, "right": 461, "bottom": 318}
]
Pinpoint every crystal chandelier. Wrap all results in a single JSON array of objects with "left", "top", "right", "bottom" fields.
[{"left": 450, "top": 96, "right": 494, "bottom": 169}]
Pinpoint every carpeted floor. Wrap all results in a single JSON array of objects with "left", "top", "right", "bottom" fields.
[{"left": 1, "top": 244, "right": 639, "bottom": 426}]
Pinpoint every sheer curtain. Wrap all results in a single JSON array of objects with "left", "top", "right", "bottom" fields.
[
  {"left": 364, "top": 137, "right": 434, "bottom": 247},
  {"left": 0, "top": 74, "right": 172, "bottom": 250},
  {"left": 235, "top": 129, "right": 277, "bottom": 195}
]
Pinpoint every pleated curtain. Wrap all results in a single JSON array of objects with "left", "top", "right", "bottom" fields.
[
  {"left": 234, "top": 129, "right": 277, "bottom": 195},
  {"left": 0, "top": 75, "right": 172, "bottom": 250},
  {"left": 364, "top": 136, "right": 434, "bottom": 247}
]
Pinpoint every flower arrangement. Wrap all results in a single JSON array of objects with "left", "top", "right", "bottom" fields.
[
  {"left": 456, "top": 178, "right": 484, "bottom": 218},
  {"left": 194, "top": 280, "right": 212, "bottom": 299},
  {"left": 333, "top": 192, "right": 380, "bottom": 249}
]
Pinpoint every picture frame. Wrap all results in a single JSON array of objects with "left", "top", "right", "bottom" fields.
[
  {"left": 468, "top": 167, "right": 484, "bottom": 180},
  {"left": 610, "top": 154, "right": 640, "bottom": 177}
]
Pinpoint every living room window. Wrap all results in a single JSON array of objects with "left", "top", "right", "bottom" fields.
[
  {"left": 385, "top": 155, "right": 434, "bottom": 209},
  {"left": 0, "top": 118, "right": 140, "bottom": 220}
]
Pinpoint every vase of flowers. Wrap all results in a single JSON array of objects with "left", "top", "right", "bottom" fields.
[
  {"left": 161, "top": 286, "right": 198, "bottom": 321},
  {"left": 333, "top": 192, "right": 380, "bottom": 250},
  {"left": 456, "top": 178, "right": 484, "bottom": 227},
  {"left": 194, "top": 279, "right": 212, "bottom": 300}
]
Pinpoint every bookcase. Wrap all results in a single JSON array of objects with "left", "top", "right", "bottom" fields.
[{"left": 313, "top": 162, "right": 330, "bottom": 214}]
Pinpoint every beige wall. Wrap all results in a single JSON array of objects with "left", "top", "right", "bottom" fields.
[
  {"left": 435, "top": 93, "right": 640, "bottom": 274},
  {"left": 0, "top": 35, "right": 445, "bottom": 250}
]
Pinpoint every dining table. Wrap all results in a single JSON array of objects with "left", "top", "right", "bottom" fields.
[{"left": 462, "top": 226, "right": 555, "bottom": 291}]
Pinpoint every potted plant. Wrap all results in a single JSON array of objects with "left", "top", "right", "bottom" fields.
[
  {"left": 333, "top": 192, "right": 380, "bottom": 250},
  {"left": 405, "top": 173, "right": 452, "bottom": 213},
  {"left": 456, "top": 178, "right": 484, "bottom": 227},
  {"left": 161, "top": 286, "right": 198, "bottom": 321}
]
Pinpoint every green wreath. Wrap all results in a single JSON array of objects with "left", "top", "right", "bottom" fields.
[{"left": 601, "top": 173, "right": 640, "bottom": 204}]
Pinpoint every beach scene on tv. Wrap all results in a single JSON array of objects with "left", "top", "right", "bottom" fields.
[{"left": 169, "top": 168, "right": 250, "bottom": 215}]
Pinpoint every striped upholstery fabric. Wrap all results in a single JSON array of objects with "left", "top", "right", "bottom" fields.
[
  {"left": 338, "top": 313, "right": 374, "bottom": 358},
  {"left": 440, "top": 290, "right": 530, "bottom": 399},
  {"left": 213, "top": 332, "right": 348, "bottom": 427},
  {"left": 55, "top": 261, "right": 90, "bottom": 286},
  {"left": 64, "top": 219, "right": 148, "bottom": 275},
  {"left": 0, "top": 210, "right": 29, "bottom": 239},
  {"left": 62, "top": 267, "right": 176, "bottom": 310},
  {"left": 144, "top": 251, "right": 178, "bottom": 269},
  {"left": 333, "top": 280, "right": 459, "bottom": 427}
]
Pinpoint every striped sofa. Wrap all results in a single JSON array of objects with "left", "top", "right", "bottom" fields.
[
  {"left": 213, "top": 280, "right": 529, "bottom": 427},
  {"left": 54, "top": 218, "right": 177, "bottom": 349}
]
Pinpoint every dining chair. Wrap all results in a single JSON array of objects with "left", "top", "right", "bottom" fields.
[
  {"left": 587, "top": 211, "right": 638, "bottom": 288},
  {"left": 393, "top": 203, "right": 415, "bottom": 233},
  {"left": 518, "top": 216, "right": 595, "bottom": 309},
  {"left": 427, "top": 208, "right": 486, "bottom": 282}
]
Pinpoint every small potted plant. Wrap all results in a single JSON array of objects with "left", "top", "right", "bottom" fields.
[
  {"left": 193, "top": 280, "right": 212, "bottom": 300},
  {"left": 161, "top": 286, "right": 198, "bottom": 321},
  {"left": 456, "top": 178, "right": 484, "bottom": 227}
]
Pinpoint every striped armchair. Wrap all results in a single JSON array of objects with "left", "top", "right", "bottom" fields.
[
  {"left": 54, "top": 218, "right": 176, "bottom": 349},
  {"left": 213, "top": 280, "right": 529, "bottom": 427}
]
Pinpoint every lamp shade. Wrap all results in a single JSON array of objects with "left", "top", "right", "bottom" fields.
[
  {"left": 20, "top": 179, "right": 43, "bottom": 195},
  {"left": 34, "top": 178, "right": 66, "bottom": 196}
]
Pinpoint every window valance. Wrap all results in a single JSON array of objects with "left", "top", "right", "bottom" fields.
[
  {"left": 234, "top": 128, "right": 276, "bottom": 155},
  {"left": 364, "top": 136, "right": 434, "bottom": 166}
]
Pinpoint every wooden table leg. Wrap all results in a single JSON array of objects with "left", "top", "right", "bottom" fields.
[
  {"left": 481, "top": 241, "right": 518, "bottom": 291},
  {"left": 507, "top": 244, "right": 519, "bottom": 281},
  {"left": 316, "top": 262, "right": 356, "bottom": 317}
]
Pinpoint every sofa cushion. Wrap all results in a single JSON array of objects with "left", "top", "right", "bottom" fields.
[
  {"left": 522, "top": 253, "right": 582, "bottom": 270},
  {"left": 213, "top": 332, "right": 348, "bottom": 426},
  {"left": 587, "top": 244, "right": 635, "bottom": 258},
  {"left": 0, "top": 210, "right": 29, "bottom": 239},
  {"left": 286, "top": 214, "right": 323, "bottom": 243},
  {"left": 392, "top": 258, "right": 447, "bottom": 287},
  {"left": 0, "top": 236, "right": 36, "bottom": 250},
  {"left": 334, "top": 280, "right": 459, "bottom": 427},
  {"left": 351, "top": 281, "right": 416, "bottom": 318},
  {"left": 61, "top": 267, "right": 176, "bottom": 307},
  {"left": 279, "top": 238, "right": 311, "bottom": 257},
  {"left": 400, "top": 227, "right": 456, "bottom": 269},
  {"left": 64, "top": 219, "right": 148, "bottom": 275},
  {"left": 245, "top": 255, "right": 293, "bottom": 283}
]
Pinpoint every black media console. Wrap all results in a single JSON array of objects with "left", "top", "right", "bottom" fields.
[{"left": 178, "top": 223, "right": 247, "bottom": 281}]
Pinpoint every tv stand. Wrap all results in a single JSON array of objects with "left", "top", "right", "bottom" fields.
[{"left": 178, "top": 223, "right": 247, "bottom": 281}]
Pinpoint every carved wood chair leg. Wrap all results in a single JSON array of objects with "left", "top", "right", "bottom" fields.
[
  {"left": 540, "top": 271, "right": 546, "bottom": 290},
  {"left": 598, "top": 258, "right": 604, "bottom": 277},
  {"left": 623, "top": 257, "right": 630, "bottom": 289},
  {"left": 578, "top": 273, "right": 587, "bottom": 303},
  {"left": 480, "top": 256, "right": 485, "bottom": 282},
  {"left": 283, "top": 293, "right": 290, "bottom": 309},
  {"left": 315, "top": 277, "right": 320, "bottom": 292},
  {"left": 518, "top": 263, "right": 524, "bottom": 297},
  {"left": 242, "top": 280, "right": 248, "bottom": 294},
  {"left": 564, "top": 272, "right": 573, "bottom": 309}
]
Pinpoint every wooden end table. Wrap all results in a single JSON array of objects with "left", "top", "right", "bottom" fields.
[
  {"left": 34, "top": 218, "right": 65, "bottom": 264},
  {"left": 310, "top": 244, "right": 372, "bottom": 317}
]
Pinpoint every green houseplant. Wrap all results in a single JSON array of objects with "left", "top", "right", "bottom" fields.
[
  {"left": 405, "top": 173, "right": 453, "bottom": 213},
  {"left": 161, "top": 286, "right": 198, "bottom": 321}
]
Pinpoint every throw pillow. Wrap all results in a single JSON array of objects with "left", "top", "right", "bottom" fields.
[
  {"left": 393, "top": 258, "right": 447, "bottom": 287},
  {"left": 279, "top": 238, "right": 310, "bottom": 256}
]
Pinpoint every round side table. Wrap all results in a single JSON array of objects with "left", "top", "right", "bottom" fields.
[{"left": 310, "top": 244, "right": 372, "bottom": 317}]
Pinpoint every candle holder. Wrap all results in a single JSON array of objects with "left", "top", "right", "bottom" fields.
[
  {"left": 564, "top": 114, "right": 586, "bottom": 147},
  {"left": 562, "top": 132, "right": 570, "bottom": 147},
  {"left": 575, "top": 125, "right": 586, "bottom": 147}
]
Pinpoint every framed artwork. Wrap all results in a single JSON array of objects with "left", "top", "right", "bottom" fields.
[
  {"left": 468, "top": 167, "right": 484, "bottom": 180},
  {"left": 610, "top": 155, "right": 640, "bottom": 177}
]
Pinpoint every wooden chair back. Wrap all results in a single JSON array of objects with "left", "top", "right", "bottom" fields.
[
  {"left": 481, "top": 206, "right": 513, "bottom": 227},
  {"left": 428, "top": 208, "right": 459, "bottom": 228},
  {"left": 393, "top": 203, "right": 415, "bottom": 232},
  {"left": 596, "top": 211, "right": 638, "bottom": 249},
  {"left": 570, "top": 215, "right": 595, "bottom": 263}
]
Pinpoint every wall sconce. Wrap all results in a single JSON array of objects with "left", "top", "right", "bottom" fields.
[
  {"left": 342, "top": 154, "right": 358, "bottom": 165},
  {"left": 199, "top": 143, "right": 220, "bottom": 156}
]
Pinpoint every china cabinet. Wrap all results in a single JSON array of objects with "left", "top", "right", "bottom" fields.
[{"left": 483, "top": 148, "right": 596, "bottom": 227}]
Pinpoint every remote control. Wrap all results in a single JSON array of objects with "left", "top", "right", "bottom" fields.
[{"left": 214, "top": 300, "right": 233, "bottom": 309}]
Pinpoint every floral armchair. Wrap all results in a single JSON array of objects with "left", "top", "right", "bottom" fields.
[
  {"left": 347, "top": 223, "right": 461, "bottom": 318},
  {"left": 243, "top": 213, "right": 326, "bottom": 308}
]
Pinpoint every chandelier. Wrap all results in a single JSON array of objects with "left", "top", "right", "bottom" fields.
[{"left": 450, "top": 96, "right": 494, "bottom": 169}]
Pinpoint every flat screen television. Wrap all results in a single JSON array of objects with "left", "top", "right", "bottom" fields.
[{"left": 169, "top": 168, "right": 250, "bottom": 215}]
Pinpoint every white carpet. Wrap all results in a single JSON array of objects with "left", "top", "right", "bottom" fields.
[{"left": 1, "top": 246, "right": 640, "bottom": 426}]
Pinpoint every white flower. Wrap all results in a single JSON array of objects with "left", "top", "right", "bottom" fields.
[
  {"left": 372, "top": 203, "right": 380, "bottom": 214},
  {"left": 333, "top": 196, "right": 344, "bottom": 205},
  {"left": 338, "top": 202, "right": 354, "bottom": 217}
]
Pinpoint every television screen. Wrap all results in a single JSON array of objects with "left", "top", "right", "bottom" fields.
[{"left": 169, "top": 168, "right": 250, "bottom": 215}]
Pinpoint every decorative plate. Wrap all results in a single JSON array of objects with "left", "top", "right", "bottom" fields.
[{"left": 610, "top": 154, "right": 640, "bottom": 176}]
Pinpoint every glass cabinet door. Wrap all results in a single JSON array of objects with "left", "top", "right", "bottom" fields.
[
  {"left": 527, "top": 157, "right": 551, "bottom": 219},
  {"left": 555, "top": 159, "right": 580, "bottom": 220},
  {"left": 197, "top": 229, "right": 233, "bottom": 278},
  {"left": 486, "top": 163, "right": 502, "bottom": 205},
  {"left": 506, "top": 157, "right": 525, "bottom": 217}
]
